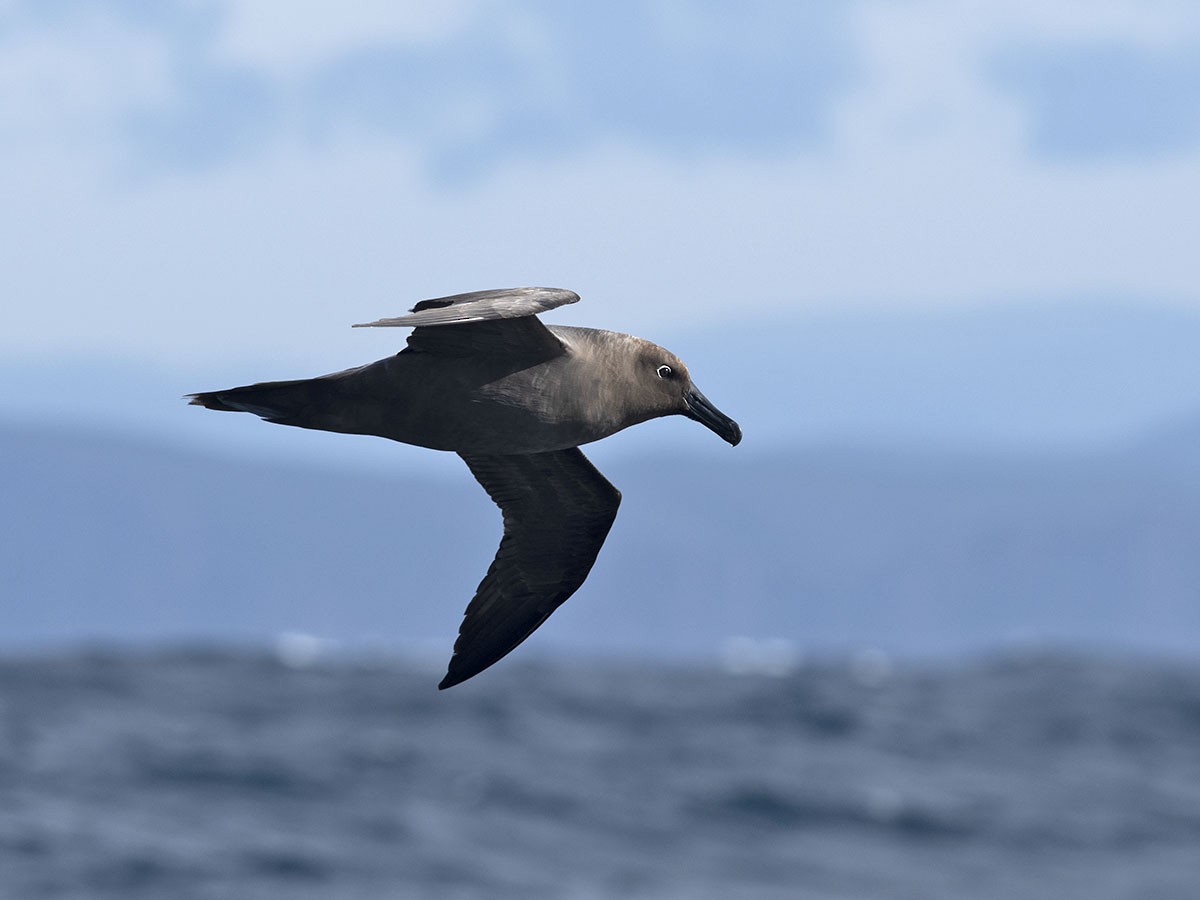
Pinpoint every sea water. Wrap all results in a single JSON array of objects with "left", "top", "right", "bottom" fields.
[{"left": 2, "top": 649, "right": 1198, "bottom": 899}]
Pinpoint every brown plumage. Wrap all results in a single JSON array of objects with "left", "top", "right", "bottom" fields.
[{"left": 189, "top": 287, "right": 741, "bottom": 688}]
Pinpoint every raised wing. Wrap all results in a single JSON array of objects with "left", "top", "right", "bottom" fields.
[
  {"left": 354, "top": 286, "right": 578, "bottom": 358},
  {"left": 353, "top": 286, "right": 579, "bottom": 328},
  {"left": 442, "top": 448, "right": 622, "bottom": 689}
]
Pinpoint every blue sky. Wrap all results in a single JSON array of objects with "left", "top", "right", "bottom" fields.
[{"left": 2, "top": 1, "right": 1198, "bottom": 379}]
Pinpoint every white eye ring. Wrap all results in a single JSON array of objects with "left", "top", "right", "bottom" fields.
[{"left": 657, "top": 364, "right": 673, "bottom": 379}]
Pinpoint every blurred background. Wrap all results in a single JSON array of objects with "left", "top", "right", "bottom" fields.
[{"left": 3, "top": 2, "right": 1200, "bottom": 898}]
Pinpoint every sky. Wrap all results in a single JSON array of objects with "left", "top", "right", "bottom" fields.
[
  {"left": 2, "top": 2, "right": 1200, "bottom": 660},
  {"left": 2, "top": 1, "right": 1199, "bottom": 447}
]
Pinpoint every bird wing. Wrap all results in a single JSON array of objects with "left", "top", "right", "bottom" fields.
[
  {"left": 354, "top": 287, "right": 578, "bottom": 358},
  {"left": 355, "top": 286, "right": 579, "bottom": 326},
  {"left": 441, "top": 448, "right": 622, "bottom": 689}
]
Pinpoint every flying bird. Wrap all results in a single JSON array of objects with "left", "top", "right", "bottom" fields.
[{"left": 188, "top": 287, "right": 741, "bottom": 688}]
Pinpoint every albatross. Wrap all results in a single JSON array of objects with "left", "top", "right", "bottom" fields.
[{"left": 188, "top": 287, "right": 741, "bottom": 688}]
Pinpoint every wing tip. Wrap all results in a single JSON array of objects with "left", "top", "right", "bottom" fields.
[
  {"left": 437, "top": 660, "right": 474, "bottom": 690},
  {"left": 352, "top": 319, "right": 404, "bottom": 328}
]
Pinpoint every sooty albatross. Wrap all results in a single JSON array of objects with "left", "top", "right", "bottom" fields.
[{"left": 188, "top": 287, "right": 741, "bottom": 688}]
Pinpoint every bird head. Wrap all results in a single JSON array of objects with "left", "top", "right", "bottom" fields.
[{"left": 639, "top": 345, "right": 742, "bottom": 447}]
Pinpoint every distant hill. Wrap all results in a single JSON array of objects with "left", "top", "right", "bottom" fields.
[
  {"left": 3, "top": 420, "right": 1200, "bottom": 663},
  {"left": 671, "top": 300, "right": 1200, "bottom": 451}
]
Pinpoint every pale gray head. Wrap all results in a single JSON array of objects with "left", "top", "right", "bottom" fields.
[{"left": 630, "top": 340, "right": 742, "bottom": 446}]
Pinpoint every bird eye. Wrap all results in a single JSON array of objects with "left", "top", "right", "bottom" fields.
[{"left": 656, "top": 364, "right": 673, "bottom": 379}]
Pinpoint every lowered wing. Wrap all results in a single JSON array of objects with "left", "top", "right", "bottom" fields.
[{"left": 441, "top": 448, "right": 622, "bottom": 689}]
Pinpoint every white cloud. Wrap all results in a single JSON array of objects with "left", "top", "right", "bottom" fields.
[
  {"left": 0, "top": 15, "right": 173, "bottom": 147},
  {"left": 838, "top": 0, "right": 1200, "bottom": 152},
  {"left": 982, "top": 0, "right": 1200, "bottom": 45},
  {"left": 856, "top": 0, "right": 1198, "bottom": 49},
  {"left": 837, "top": 4, "right": 1024, "bottom": 157},
  {"left": 213, "top": 0, "right": 481, "bottom": 75}
]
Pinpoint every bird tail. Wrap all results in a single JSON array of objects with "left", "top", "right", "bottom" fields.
[{"left": 186, "top": 376, "right": 346, "bottom": 431}]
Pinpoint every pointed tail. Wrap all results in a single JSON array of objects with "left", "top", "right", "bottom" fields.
[{"left": 186, "top": 376, "right": 343, "bottom": 429}]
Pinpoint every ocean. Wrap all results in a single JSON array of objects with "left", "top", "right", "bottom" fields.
[{"left": 1, "top": 649, "right": 1198, "bottom": 899}]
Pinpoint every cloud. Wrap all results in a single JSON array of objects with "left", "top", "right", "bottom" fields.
[
  {"left": 519, "top": 3, "right": 855, "bottom": 153},
  {"left": 6, "top": 131, "right": 1198, "bottom": 369},
  {"left": 123, "top": 58, "right": 278, "bottom": 170},
  {"left": 270, "top": 3, "right": 857, "bottom": 181},
  {"left": 0, "top": 9, "right": 173, "bottom": 150},
  {"left": 2, "top": 0, "right": 1200, "bottom": 373},
  {"left": 212, "top": 0, "right": 479, "bottom": 76},
  {"left": 9, "top": 0, "right": 1200, "bottom": 175},
  {"left": 989, "top": 41, "right": 1200, "bottom": 160},
  {"left": 3, "top": 1, "right": 859, "bottom": 176}
]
